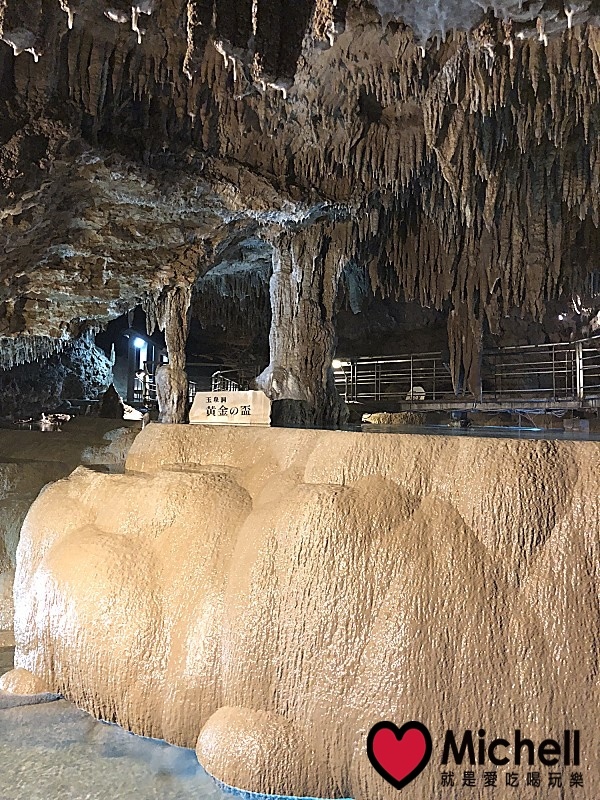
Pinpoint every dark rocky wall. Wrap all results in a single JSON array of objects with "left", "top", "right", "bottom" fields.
[{"left": 0, "top": 335, "right": 113, "bottom": 418}]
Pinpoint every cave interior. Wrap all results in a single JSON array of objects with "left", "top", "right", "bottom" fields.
[
  {"left": 2, "top": 0, "right": 600, "bottom": 427},
  {"left": 2, "top": 4, "right": 600, "bottom": 799}
]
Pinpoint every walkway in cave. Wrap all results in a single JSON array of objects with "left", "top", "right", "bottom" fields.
[{"left": 334, "top": 335, "right": 600, "bottom": 416}]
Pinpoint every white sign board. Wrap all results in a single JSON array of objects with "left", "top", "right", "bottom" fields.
[{"left": 189, "top": 390, "right": 271, "bottom": 426}]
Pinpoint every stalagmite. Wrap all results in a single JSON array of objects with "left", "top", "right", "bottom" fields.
[
  {"left": 256, "top": 225, "right": 349, "bottom": 427},
  {"left": 145, "top": 286, "right": 192, "bottom": 425}
]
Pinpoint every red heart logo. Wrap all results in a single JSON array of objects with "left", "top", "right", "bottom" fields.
[{"left": 367, "top": 721, "right": 433, "bottom": 791}]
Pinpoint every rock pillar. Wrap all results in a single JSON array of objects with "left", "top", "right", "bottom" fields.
[
  {"left": 256, "top": 226, "right": 348, "bottom": 428},
  {"left": 448, "top": 304, "right": 483, "bottom": 398},
  {"left": 150, "top": 287, "right": 191, "bottom": 424}
]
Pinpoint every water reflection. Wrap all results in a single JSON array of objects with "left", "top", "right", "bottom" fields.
[{"left": 359, "top": 424, "right": 600, "bottom": 441}]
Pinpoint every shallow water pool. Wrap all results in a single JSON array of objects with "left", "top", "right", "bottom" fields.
[{"left": 0, "top": 699, "right": 229, "bottom": 800}]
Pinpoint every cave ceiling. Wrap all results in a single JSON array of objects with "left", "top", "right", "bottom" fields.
[{"left": 1, "top": 0, "right": 600, "bottom": 376}]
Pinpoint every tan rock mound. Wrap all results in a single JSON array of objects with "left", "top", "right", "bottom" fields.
[
  {"left": 11, "top": 425, "right": 600, "bottom": 799},
  {"left": 0, "top": 667, "right": 50, "bottom": 695}
]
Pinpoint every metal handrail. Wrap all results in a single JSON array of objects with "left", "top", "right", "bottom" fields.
[
  {"left": 133, "top": 378, "right": 197, "bottom": 404},
  {"left": 334, "top": 336, "right": 600, "bottom": 408},
  {"left": 485, "top": 333, "right": 600, "bottom": 352},
  {"left": 211, "top": 366, "right": 262, "bottom": 393},
  {"left": 212, "top": 371, "right": 241, "bottom": 392}
]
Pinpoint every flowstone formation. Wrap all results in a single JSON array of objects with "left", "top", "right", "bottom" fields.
[
  {"left": 0, "top": 419, "right": 141, "bottom": 630},
  {"left": 7, "top": 424, "right": 599, "bottom": 799},
  {"left": 3, "top": 2, "right": 600, "bottom": 418}
]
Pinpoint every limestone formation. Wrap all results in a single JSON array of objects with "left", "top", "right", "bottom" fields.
[
  {"left": 0, "top": 335, "right": 114, "bottom": 419},
  {"left": 0, "top": 667, "right": 50, "bottom": 696},
  {"left": 155, "top": 364, "right": 188, "bottom": 424},
  {"left": 146, "top": 286, "right": 192, "bottom": 424},
  {"left": 363, "top": 411, "right": 426, "bottom": 425},
  {"left": 256, "top": 224, "right": 351, "bottom": 426},
  {"left": 0, "top": 666, "right": 61, "bottom": 708},
  {"left": 0, "top": 419, "right": 141, "bottom": 630},
  {"left": 2, "top": 2, "right": 600, "bottom": 402},
  {"left": 98, "top": 383, "right": 125, "bottom": 419},
  {"left": 9, "top": 424, "right": 600, "bottom": 799}
]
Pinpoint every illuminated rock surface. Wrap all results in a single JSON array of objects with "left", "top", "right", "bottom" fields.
[
  {"left": 9, "top": 423, "right": 599, "bottom": 799},
  {"left": 0, "top": 419, "right": 141, "bottom": 630}
]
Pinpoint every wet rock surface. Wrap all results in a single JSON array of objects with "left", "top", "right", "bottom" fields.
[
  {"left": 10, "top": 424, "right": 600, "bottom": 799},
  {"left": 0, "top": 419, "right": 142, "bottom": 630}
]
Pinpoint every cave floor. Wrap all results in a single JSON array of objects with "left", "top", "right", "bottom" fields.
[
  {"left": 0, "top": 635, "right": 229, "bottom": 799},
  {"left": 0, "top": 697, "right": 229, "bottom": 800}
]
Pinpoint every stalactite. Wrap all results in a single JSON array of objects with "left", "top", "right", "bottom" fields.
[
  {"left": 3, "top": 2, "right": 600, "bottom": 393},
  {"left": 0, "top": 335, "right": 70, "bottom": 372},
  {"left": 448, "top": 305, "right": 484, "bottom": 396},
  {"left": 192, "top": 259, "right": 272, "bottom": 335}
]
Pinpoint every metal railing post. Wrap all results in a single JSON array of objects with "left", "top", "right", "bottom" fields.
[
  {"left": 576, "top": 341, "right": 584, "bottom": 400},
  {"left": 498, "top": 353, "right": 501, "bottom": 401}
]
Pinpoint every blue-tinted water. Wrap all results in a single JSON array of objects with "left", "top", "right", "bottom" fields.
[
  {"left": 0, "top": 699, "right": 228, "bottom": 800},
  {"left": 358, "top": 424, "right": 600, "bottom": 440}
]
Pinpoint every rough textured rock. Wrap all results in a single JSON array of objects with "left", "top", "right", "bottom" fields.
[
  {"left": 147, "top": 286, "right": 192, "bottom": 424},
  {"left": 156, "top": 364, "right": 189, "bottom": 424},
  {"left": 10, "top": 424, "right": 600, "bottom": 799},
  {"left": 2, "top": 2, "right": 600, "bottom": 403},
  {"left": 98, "top": 383, "right": 125, "bottom": 419},
  {"left": 0, "top": 568, "right": 14, "bottom": 629},
  {"left": 363, "top": 411, "right": 426, "bottom": 425},
  {"left": 0, "top": 666, "right": 49, "bottom": 695},
  {"left": 0, "top": 419, "right": 141, "bottom": 630},
  {"left": 256, "top": 225, "right": 351, "bottom": 426},
  {"left": 0, "top": 665, "right": 61, "bottom": 707},
  {"left": 0, "top": 335, "right": 113, "bottom": 418}
]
